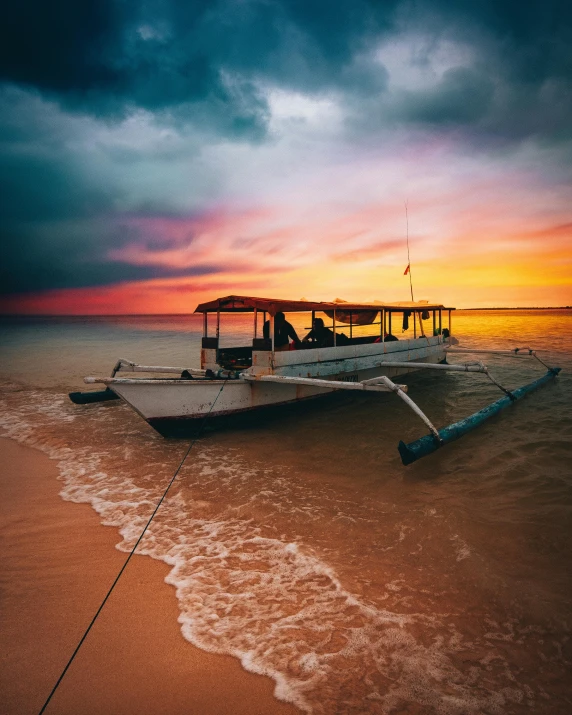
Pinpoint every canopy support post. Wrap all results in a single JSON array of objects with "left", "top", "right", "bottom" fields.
[
  {"left": 419, "top": 311, "right": 426, "bottom": 337},
  {"left": 333, "top": 310, "right": 337, "bottom": 347}
]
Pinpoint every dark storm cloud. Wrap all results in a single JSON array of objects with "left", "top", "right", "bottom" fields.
[
  {"left": 1, "top": 0, "right": 571, "bottom": 300},
  {"left": 0, "top": 1, "right": 399, "bottom": 128},
  {"left": 0, "top": 245, "right": 224, "bottom": 295},
  {"left": 0, "top": 1, "right": 123, "bottom": 93},
  {"left": 432, "top": 0, "right": 572, "bottom": 82},
  {"left": 0, "top": 96, "right": 223, "bottom": 295},
  {"left": 1, "top": 0, "right": 570, "bottom": 140},
  {"left": 0, "top": 215, "right": 226, "bottom": 295},
  {"left": 0, "top": 164, "right": 226, "bottom": 294},
  {"left": 0, "top": 152, "right": 114, "bottom": 223},
  {"left": 397, "top": 67, "right": 496, "bottom": 125},
  {"left": 387, "top": 0, "right": 572, "bottom": 138},
  {"left": 0, "top": 81, "right": 229, "bottom": 295}
]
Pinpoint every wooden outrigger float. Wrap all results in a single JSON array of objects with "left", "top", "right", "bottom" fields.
[
  {"left": 73, "top": 296, "right": 561, "bottom": 465},
  {"left": 397, "top": 345, "right": 561, "bottom": 464},
  {"left": 398, "top": 364, "right": 561, "bottom": 465}
]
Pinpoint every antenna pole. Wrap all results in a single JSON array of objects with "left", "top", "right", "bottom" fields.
[{"left": 405, "top": 201, "right": 414, "bottom": 301}]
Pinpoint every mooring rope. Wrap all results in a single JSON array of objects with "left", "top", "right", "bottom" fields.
[{"left": 38, "top": 378, "right": 229, "bottom": 715}]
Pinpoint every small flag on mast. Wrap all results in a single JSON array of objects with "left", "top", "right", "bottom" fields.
[{"left": 404, "top": 264, "right": 410, "bottom": 275}]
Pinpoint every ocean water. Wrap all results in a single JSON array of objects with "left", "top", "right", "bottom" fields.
[{"left": 1, "top": 310, "right": 571, "bottom": 714}]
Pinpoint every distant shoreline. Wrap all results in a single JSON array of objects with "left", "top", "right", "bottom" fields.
[
  {"left": 460, "top": 306, "right": 572, "bottom": 311},
  {"left": 0, "top": 307, "right": 571, "bottom": 318}
]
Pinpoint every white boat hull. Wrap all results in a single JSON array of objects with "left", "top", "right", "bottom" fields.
[{"left": 105, "top": 337, "right": 447, "bottom": 436}]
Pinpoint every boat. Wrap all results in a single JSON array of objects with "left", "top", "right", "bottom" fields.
[
  {"left": 73, "top": 295, "right": 561, "bottom": 464},
  {"left": 78, "top": 295, "right": 454, "bottom": 429}
]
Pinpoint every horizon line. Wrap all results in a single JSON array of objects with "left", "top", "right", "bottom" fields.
[{"left": 1, "top": 306, "right": 571, "bottom": 318}]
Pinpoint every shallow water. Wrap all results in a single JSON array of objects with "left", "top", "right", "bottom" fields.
[{"left": 1, "top": 310, "right": 571, "bottom": 713}]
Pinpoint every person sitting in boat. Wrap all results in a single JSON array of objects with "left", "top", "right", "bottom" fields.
[
  {"left": 263, "top": 311, "right": 302, "bottom": 351},
  {"left": 302, "top": 317, "right": 335, "bottom": 348}
]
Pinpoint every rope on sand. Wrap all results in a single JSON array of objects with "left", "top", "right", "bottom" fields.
[{"left": 38, "top": 379, "right": 229, "bottom": 715}]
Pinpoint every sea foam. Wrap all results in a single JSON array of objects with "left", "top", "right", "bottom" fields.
[{"left": 0, "top": 385, "right": 551, "bottom": 714}]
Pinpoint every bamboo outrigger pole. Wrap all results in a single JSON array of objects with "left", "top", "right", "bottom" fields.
[
  {"left": 243, "top": 374, "right": 443, "bottom": 443},
  {"left": 241, "top": 373, "right": 408, "bottom": 394},
  {"left": 69, "top": 359, "right": 207, "bottom": 404}
]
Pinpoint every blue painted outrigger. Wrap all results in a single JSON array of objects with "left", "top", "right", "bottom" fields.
[{"left": 397, "top": 348, "right": 561, "bottom": 465}]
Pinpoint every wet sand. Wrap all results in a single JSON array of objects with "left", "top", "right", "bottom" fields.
[{"left": 0, "top": 437, "right": 298, "bottom": 715}]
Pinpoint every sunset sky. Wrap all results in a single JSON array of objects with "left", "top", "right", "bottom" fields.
[{"left": 1, "top": 0, "right": 571, "bottom": 313}]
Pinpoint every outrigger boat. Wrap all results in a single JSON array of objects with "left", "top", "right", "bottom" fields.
[{"left": 72, "top": 295, "right": 561, "bottom": 465}]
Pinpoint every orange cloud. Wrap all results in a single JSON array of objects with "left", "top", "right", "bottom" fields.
[{"left": 2, "top": 196, "right": 571, "bottom": 314}]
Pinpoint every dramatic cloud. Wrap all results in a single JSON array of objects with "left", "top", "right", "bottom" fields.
[{"left": 0, "top": 0, "right": 571, "bottom": 309}]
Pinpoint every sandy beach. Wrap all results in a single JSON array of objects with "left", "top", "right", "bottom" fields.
[{"left": 0, "top": 437, "right": 298, "bottom": 715}]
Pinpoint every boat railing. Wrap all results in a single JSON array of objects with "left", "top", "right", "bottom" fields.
[
  {"left": 270, "top": 334, "right": 442, "bottom": 367},
  {"left": 111, "top": 358, "right": 206, "bottom": 377}
]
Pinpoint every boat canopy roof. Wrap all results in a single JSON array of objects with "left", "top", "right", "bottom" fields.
[{"left": 194, "top": 295, "right": 454, "bottom": 315}]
